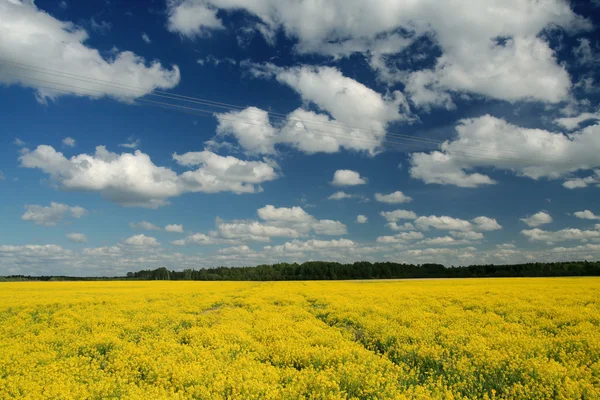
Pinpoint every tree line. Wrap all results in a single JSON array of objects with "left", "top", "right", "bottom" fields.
[{"left": 2, "top": 260, "right": 599, "bottom": 281}]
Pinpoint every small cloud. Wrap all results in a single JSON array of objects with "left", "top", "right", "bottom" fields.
[
  {"left": 90, "top": 18, "right": 112, "bottom": 35},
  {"left": 66, "top": 233, "right": 87, "bottom": 243},
  {"left": 118, "top": 137, "right": 140, "bottom": 149},
  {"left": 0, "top": 171, "right": 5, "bottom": 180},
  {"left": 59, "top": 1, "right": 68, "bottom": 9},
  {"left": 331, "top": 170, "right": 367, "bottom": 186},
  {"left": 374, "top": 191, "right": 412, "bottom": 204},
  {"left": 328, "top": 191, "right": 355, "bottom": 200},
  {"left": 142, "top": 32, "right": 151, "bottom": 44},
  {"left": 130, "top": 221, "right": 161, "bottom": 231},
  {"left": 62, "top": 137, "right": 76, "bottom": 147},
  {"left": 356, "top": 215, "right": 368, "bottom": 224},
  {"left": 14, "top": 138, "right": 26, "bottom": 147},
  {"left": 165, "top": 224, "right": 183, "bottom": 233}
]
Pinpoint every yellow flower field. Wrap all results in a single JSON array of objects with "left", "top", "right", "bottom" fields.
[{"left": 0, "top": 278, "right": 599, "bottom": 399}]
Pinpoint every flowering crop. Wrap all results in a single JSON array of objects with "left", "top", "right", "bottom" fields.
[{"left": 0, "top": 278, "right": 599, "bottom": 399}]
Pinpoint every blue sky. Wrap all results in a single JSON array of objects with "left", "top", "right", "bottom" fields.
[{"left": 1, "top": 0, "right": 599, "bottom": 276}]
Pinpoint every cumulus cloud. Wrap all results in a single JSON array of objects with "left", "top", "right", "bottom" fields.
[
  {"left": 209, "top": 205, "right": 347, "bottom": 242},
  {"left": 574, "top": 210, "right": 600, "bottom": 220},
  {"left": 0, "top": 0, "right": 180, "bottom": 102},
  {"left": 376, "top": 231, "right": 424, "bottom": 243},
  {"left": 142, "top": 32, "right": 151, "bottom": 43},
  {"left": 122, "top": 234, "right": 160, "bottom": 247},
  {"left": 520, "top": 211, "right": 553, "bottom": 227},
  {"left": 327, "top": 191, "right": 357, "bottom": 200},
  {"left": 20, "top": 145, "right": 279, "bottom": 208},
  {"left": 415, "top": 215, "right": 501, "bottom": 232},
  {"left": 165, "top": 224, "right": 184, "bottom": 233},
  {"left": 165, "top": 0, "right": 587, "bottom": 106},
  {"left": 563, "top": 170, "right": 600, "bottom": 189},
  {"left": 521, "top": 228, "right": 600, "bottom": 244},
  {"left": 215, "top": 65, "right": 411, "bottom": 155},
  {"left": 380, "top": 210, "right": 417, "bottom": 222},
  {"left": 66, "top": 233, "right": 87, "bottom": 243},
  {"left": 410, "top": 116, "right": 600, "bottom": 188},
  {"left": 21, "top": 202, "right": 87, "bottom": 226},
  {"left": 374, "top": 191, "right": 412, "bottom": 204},
  {"left": 130, "top": 221, "right": 161, "bottom": 231},
  {"left": 356, "top": 215, "right": 368, "bottom": 224},
  {"left": 331, "top": 170, "right": 367, "bottom": 186},
  {"left": 554, "top": 112, "right": 600, "bottom": 130},
  {"left": 265, "top": 239, "right": 356, "bottom": 253},
  {"left": 386, "top": 222, "right": 416, "bottom": 231},
  {"left": 166, "top": 0, "right": 224, "bottom": 38},
  {"left": 62, "top": 137, "right": 76, "bottom": 147}
]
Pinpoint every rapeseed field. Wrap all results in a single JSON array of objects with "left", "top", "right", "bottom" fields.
[{"left": 0, "top": 278, "right": 599, "bottom": 399}]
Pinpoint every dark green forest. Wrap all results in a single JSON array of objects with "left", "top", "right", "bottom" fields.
[{"left": 2, "top": 260, "right": 599, "bottom": 281}]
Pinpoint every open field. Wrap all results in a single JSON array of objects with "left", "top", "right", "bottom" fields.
[{"left": 1, "top": 278, "right": 599, "bottom": 399}]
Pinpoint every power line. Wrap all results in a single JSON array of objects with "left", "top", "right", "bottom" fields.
[
  {"left": 0, "top": 59, "right": 576, "bottom": 162},
  {"left": 0, "top": 69, "right": 577, "bottom": 165}
]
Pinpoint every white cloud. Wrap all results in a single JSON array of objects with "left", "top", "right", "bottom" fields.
[
  {"left": 472, "top": 216, "right": 502, "bottom": 231},
  {"left": 166, "top": 0, "right": 587, "bottom": 106},
  {"left": 166, "top": 0, "right": 224, "bottom": 38},
  {"left": 374, "top": 191, "right": 412, "bottom": 204},
  {"left": 171, "top": 233, "right": 217, "bottom": 246},
  {"left": 331, "top": 170, "right": 367, "bottom": 186},
  {"left": 217, "top": 65, "right": 411, "bottom": 155},
  {"left": 376, "top": 231, "right": 424, "bottom": 243},
  {"left": 327, "top": 191, "right": 356, "bottom": 200},
  {"left": 414, "top": 215, "right": 472, "bottom": 231},
  {"left": 414, "top": 215, "right": 501, "bottom": 232},
  {"left": 451, "top": 231, "right": 484, "bottom": 240},
  {"left": 380, "top": 209, "right": 417, "bottom": 222},
  {"left": 0, "top": 0, "right": 180, "bottom": 102},
  {"left": 521, "top": 228, "right": 600, "bottom": 244},
  {"left": 209, "top": 205, "right": 348, "bottom": 242},
  {"left": 266, "top": 239, "right": 356, "bottom": 253},
  {"left": 20, "top": 145, "right": 279, "bottom": 208},
  {"left": 122, "top": 234, "right": 160, "bottom": 247},
  {"left": 356, "top": 215, "right": 368, "bottom": 224},
  {"left": 574, "top": 210, "right": 600, "bottom": 220},
  {"left": 410, "top": 116, "right": 600, "bottom": 187},
  {"left": 217, "top": 245, "right": 251, "bottom": 254},
  {"left": 62, "top": 137, "right": 75, "bottom": 147},
  {"left": 416, "top": 236, "right": 474, "bottom": 246},
  {"left": 66, "top": 233, "right": 87, "bottom": 243},
  {"left": 14, "top": 138, "right": 26, "bottom": 147},
  {"left": 165, "top": 224, "right": 184, "bottom": 233},
  {"left": 520, "top": 211, "right": 553, "bottom": 227},
  {"left": 554, "top": 112, "right": 600, "bottom": 130},
  {"left": 563, "top": 170, "right": 600, "bottom": 189},
  {"left": 21, "top": 202, "right": 87, "bottom": 226},
  {"left": 573, "top": 38, "right": 600, "bottom": 66},
  {"left": 142, "top": 32, "right": 151, "bottom": 44},
  {"left": 386, "top": 222, "right": 415, "bottom": 231},
  {"left": 130, "top": 221, "right": 161, "bottom": 231},
  {"left": 118, "top": 138, "right": 141, "bottom": 149}
]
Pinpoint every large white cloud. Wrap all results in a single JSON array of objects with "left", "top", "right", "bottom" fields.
[
  {"left": 166, "top": 0, "right": 588, "bottom": 105},
  {"left": 20, "top": 145, "right": 279, "bottom": 208},
  {"left": 122, "top": 234, "right": 160, "bottom": 248},
  {"left": 0, "top": 0, "right": 180, "bottom": 102},
  {"left": 21, "top": 202, "right": 87, "bottom": 226},
  {"left": 410, "top": 116, "right": 600, "bottom": 187},
  {"left": 215, "top": 65, "right": 411, "bottom": 155}
]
